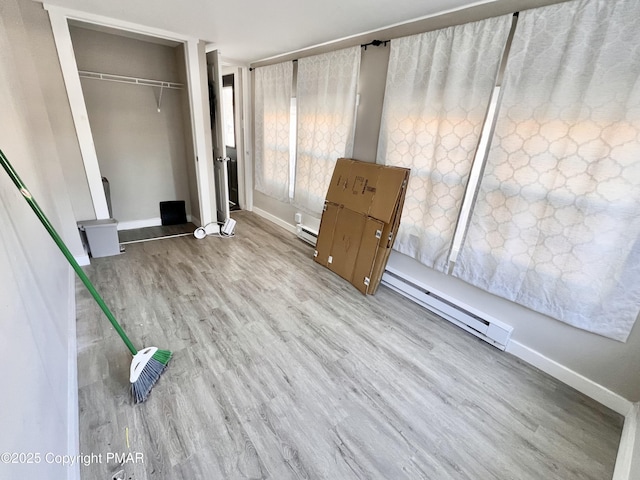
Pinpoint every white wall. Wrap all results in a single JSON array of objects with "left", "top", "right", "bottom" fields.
[
  {"left": 250, "top": 0, "right": 640, "bottom": 403},
  {"left": 70, "top": 26, "right": 194, "bottom": 226},
  {"left": 0, "top": 0, "right": 83, "bottom": 478},
  {"left": 12, "top": 4, "right": 95, "bottom": 223}
]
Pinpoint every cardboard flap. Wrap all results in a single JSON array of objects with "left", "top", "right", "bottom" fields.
[
  {"left": 314, "top": 202, "right": 340, "bottom": 267},
  {"left": 325, "top": 159, "right": 353, "bottom": 206},
  {"left": 325, "top": 158, "right": 409, "bottom": 223},
  {"left": 345, "top": 162, "right": 382, "bottom": 215},
  {"left": 327, "top": 208, "right": 366, "bottom": 281},
  {"left": 352, "top": 217, "right": 384, "bottom": 294},
  {"left": 368, "top": 168, "right": 409, "bottom": 223}
]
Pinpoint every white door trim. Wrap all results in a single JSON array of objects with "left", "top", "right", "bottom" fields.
[
  {"left": 185, "top": 40, "right": 216, "bottom": 226},
  {"left": 240, "top": 65, "right": 254, "bottom": 211},
  {"left": 220, "top": 65, "right": 245, "bottom": 210},
  {"left": 46, "top": 8, "right": 109, "bottom": 220},
  {"left": 218, "top": 56, "right": 253, "bottom": 212},
  {"left": 613, "top": 403, "right": 640, "bottom": 480}
]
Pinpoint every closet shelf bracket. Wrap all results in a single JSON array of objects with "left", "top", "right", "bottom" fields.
[{"left": 157, "top": 85, "right": 164, "bottom": 113}]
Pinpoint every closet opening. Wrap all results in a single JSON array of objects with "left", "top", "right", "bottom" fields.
[
  {"left": 46, "top": 4, "right": 222, "bottom": 259},
  {"left": 67, "top": 23, "right": 199, "bottom": 244}
]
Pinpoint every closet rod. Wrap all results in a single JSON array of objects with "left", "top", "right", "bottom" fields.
[{"left": 78, "top": 70, "right": 184, "bottom": 90}]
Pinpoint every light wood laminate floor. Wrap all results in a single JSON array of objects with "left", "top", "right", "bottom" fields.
[{"left": 76, "top": 211, "right": 623, "bottom": 480}]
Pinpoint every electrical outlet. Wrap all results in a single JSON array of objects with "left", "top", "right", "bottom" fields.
[{"left": 295, "top": 212, "right": 302, "bottom": 224}]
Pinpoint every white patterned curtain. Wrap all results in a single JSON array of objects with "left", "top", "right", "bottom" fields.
[
  {"left": 254, "top": 62, "right": 293, "bottom": 201},
  {"left": 455, "top": 0, "right": 640, "bottom": 341},
  {"left": 294, "top": 47, "right": 361, "bottom": 214},
  {"left": 377, "top": 16, "right": 512, "bottom": 272}
]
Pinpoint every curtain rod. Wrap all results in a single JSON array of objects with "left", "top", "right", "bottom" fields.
[
  {"left": 250, "top": 59, "right": 297, "bottom": 72},
  {"left": 250, "top": 40, "right": 388, "bottom": 71}
]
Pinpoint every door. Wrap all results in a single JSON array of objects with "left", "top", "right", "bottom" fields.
[
  {"left": 222, "top": 74, "right": 240, "bottom": 210},
  {"left": 207, "top": 50, "right": 230, "bottom": 223}
]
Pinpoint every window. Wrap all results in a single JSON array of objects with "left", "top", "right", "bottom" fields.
[
  {"left": 377, "top": 16, "right": 513, "bottom": 272},
  {"left": 254, "top": 47, "right": 361, "bottom": 215},
  {"left": 378, "top": 0, "right": 640, "bottom": 341},
  {"left": 455, "top": 0, "right": 640, "bottom": 341},
  {"left": 254, "top": 62, "right": 293, "bottom": 202}
]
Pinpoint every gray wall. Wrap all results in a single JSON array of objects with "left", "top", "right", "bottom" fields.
[
  {"left": 251, "top": 0, "right": 640, "bottom": 402},
  {"left": 0, "top": 0, "right": 85, "bottom": 478},
  {"left": 70, "top": 27, "right": 194, "bottom": 225},
  {"left": 17, "top": 6, "right": 95, "bottom": 223}
]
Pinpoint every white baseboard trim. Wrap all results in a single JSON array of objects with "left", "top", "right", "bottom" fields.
[
  {"left": 613, "top": 403, "right": 640, "bottom": 480},
  {"left": 67, "top": 267, "right": 80, "bottom": 480},
  {"left": 507, "top": 340, "right": 632, "bottom": 416},
  {"left": 116, "top": 216, "right": 198, "bottom": 231},
  {"left": 74, "top": 254, "right": 90, "bottom": 266},
  {"left": 252, "top": 207, "right": 297, "bottom": 235},
  {"left": 117, "top": 217, "right": 162, "bottom": 231}
]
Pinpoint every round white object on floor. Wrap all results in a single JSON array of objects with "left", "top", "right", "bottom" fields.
[{"left": 193, "top": 227, "right": 206, "bottom": 239}]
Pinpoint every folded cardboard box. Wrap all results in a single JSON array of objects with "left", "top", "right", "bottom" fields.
[{"left": 314, "top": 158, "right": 410, "bottom": 294}]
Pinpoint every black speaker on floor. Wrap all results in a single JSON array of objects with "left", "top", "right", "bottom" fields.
[{"left": 160, "top": 200, "right": 187, "bottom": 225}]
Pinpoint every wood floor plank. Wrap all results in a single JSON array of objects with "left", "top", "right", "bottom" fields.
[{"left": 76, "top": 211, "right": 623, "bottom": 479}]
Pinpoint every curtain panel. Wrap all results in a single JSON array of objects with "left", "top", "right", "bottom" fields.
[
  {"left": 293, "top": 47, "right": 361, "bottom": 214},
  {"left": 455, "top": 0, "right": 640, "bottom": 341},
  {"left": 377, "top": 15, "right": 512, "bottom": 272},
  {"left": 254, "top": 61, "right": 293, "bottom": 202}
]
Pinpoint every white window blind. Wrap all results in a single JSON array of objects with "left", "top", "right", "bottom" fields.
[
  {"left": 377, "top": 16, "right": 512, "bottom": 272},
  {"left": 254, "top": 62, "right": 293, "bottom": 202},
  {"left": 294, "top": 47, "right": 360, "bottom": 214},
  {"left": 455, "top": 0, "right": 640, "bottom": 341}
]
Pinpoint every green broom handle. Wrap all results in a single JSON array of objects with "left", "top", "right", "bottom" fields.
[{"left": 0, "top": 149, "right": 137, "bottom": 356}]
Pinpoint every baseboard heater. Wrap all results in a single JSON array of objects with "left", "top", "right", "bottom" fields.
[
  {"left": 296, "top": 224, "right": 318, "bottom": 246},
  {"left": 381, "top": 270, "right": 513, "bottom": 350}
]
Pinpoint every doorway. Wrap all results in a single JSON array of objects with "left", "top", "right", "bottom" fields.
[
  {"left": 222, "top": 73, "right": 240, "bottom": 211},
  {"left": 207, "top": 55, "right": 248, "bottom": 220}
]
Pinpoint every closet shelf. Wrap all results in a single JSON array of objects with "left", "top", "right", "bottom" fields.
[{"left": 78, "top": 70, "right": 183, "bottom": 90}]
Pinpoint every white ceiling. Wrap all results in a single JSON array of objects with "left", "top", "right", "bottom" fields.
[{"left": 43, "top": 0, "right": 495, "bottom": 63}]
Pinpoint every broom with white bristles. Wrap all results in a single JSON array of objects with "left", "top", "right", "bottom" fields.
[{"left": 0, "top": 149, "right": 171, "bottom": 403}]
